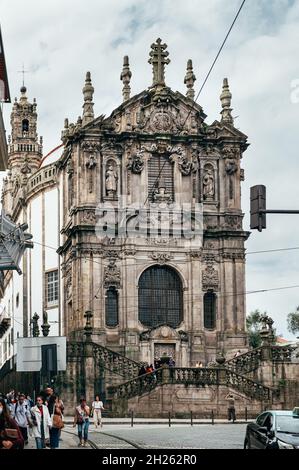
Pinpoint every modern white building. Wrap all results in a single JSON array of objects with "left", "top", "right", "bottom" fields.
[{"left": 0, "top": 87, "right": 63, "bottom": 370}]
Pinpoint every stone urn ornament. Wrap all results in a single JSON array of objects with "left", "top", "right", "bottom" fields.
[{"left": 216, "top": 352, "right": 226, "bottom": 366}]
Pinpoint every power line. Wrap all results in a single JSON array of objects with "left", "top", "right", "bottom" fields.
[
  {"left": 247, "top": 247, "right": 299, "bottom": 255},
  {"left": 144, "top": 0, "right": 247, "bottom": 205},
  {"left": 179, "top": 0, "right": 247, "bottom": 132}
]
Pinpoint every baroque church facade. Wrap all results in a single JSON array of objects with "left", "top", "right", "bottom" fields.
[
  {"left": 0, "top": 38, "right": 249, "bottom": 375},
  {"left": 57, "top": 38, "right": 249, "bottom": 366}
]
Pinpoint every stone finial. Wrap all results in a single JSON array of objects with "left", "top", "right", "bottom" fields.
[
  {"left": 19, "top": 85, "right": 28, "bottom": 104},
  {"left": 220, "top": 78, "right": 233, "bottom": 124},
  {"left": 120, "top": 55, "right": 132, "bottom": 102},
  {"left": 31, "top": 312, "right": 40, "bottom": 337},
  {"left": 41, "top": 310, "right": 50, "bottom": 337},
  {"left": 82, "top": 71, "right": 94, "bottom": 126},
  {"left": 184, "top": 59, "right": 196, "bottom": 99},
  {"left": 148, "top": 38, "right": 170, "bottom": 87}
]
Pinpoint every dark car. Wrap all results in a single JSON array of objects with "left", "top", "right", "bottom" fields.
[{"left": 244, "top": 408, "right": 299, "bottom": 449}]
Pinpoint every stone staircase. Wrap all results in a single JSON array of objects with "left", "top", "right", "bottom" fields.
[
  {"left": 224, "top": 345, "right": 295, "bottom": 375},
  {"left": 67, "top": 341, "right": 142, "bottom": 379},
  {"left": 68, "top": 341, "right": 294, "bottom": 407},
  {"left": 108, "top": 366, "right": 280, "bottom": 402}
]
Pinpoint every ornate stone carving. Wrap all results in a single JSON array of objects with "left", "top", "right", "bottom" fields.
[
  {"left": 202, "top": 261, "right": 219, "bottom": 291},
  {"left": 189, "top": 250, "right": 202, "bottom": 259},
  {"left": 149, "top": 252, "right": 174, "bottom": 264},
  {"left": 178, "top": 330, "right": 188, "bottom": 342},
  {"left": 146, "top": 238, "right": 178, "bottom": 246},
  {"left": 103, "top": 250, "right": 121, "bottom": 259},
  {"left": 127, "top": 147, "right": 145, "bottom": 174},
  {"left": 178, "top": 153, "right": 194, "bottom": 176},
  {"left": 204, "top": 240, "right": 218, "bottom": 250},
  {"left": 81, "top": 140, "right": 101, "bottom": 152},
  {"left": 140, "top": 330, "right": 151, "bottom": 341},
  {"left": 85, "top": 154, "right": 97, "bottom": 192},
  {"left": 223, "top": 146, "right": 239, "bottom": 160},
  {"left": 204, "top": 216, "right": 218, "bottom": 230},
  {"left": 65, "top": 264, "right": 72, "bottom": 302},
  {"left": 225, "top": 159, "right": 238, "bottom": 175},
  {"left": 82, "top": 210, "right": 96, "bottom": 224},
  {"left": 222, "top": 251, "right": 245, "bottom": 261},
  {"left": 224, "top": 215, "right": 242, "bottom": 230},
  {"left": 150, "top": 110, "right": 174, "bottom": 132},
  {"left": 105, "top": 161, "right": 118, "bottom": 198},
  {"left": 148, "top": 38, "right": 170, "bottom": 87},
  {"left": 203, "top": 166, "right": 215, "bottom": 200},
  {"left": 104, "top": 259, "right": 121, "bottom": 288}
]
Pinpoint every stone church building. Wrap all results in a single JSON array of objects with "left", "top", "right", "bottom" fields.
[
  {"left": 57, "top": 37, "right": 249, "bottom": 368},
  {"left": 0, "top": 38, "right": 252, "bottom": 397}
]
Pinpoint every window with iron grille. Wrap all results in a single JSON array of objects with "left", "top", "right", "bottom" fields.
[
  {"left": 105, "top": 287, "right": 119, "bottom": 327},
  {"left": 148, "top": 154, "right": 174, "bottom": 201},
  {"left": 46, "top": 270, "right": 59, "bottom": 306},
  {"left": 138, "top": 266, "right": 183, "bottom": 328},
  {"left": 204, "top": 291, "right": 216, "bottom": 329}
]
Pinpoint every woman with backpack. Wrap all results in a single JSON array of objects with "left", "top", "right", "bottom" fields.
[{"left": 73, "top": 398, "right": 90, "bottom": 447}]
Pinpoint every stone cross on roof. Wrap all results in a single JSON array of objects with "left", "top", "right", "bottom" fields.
[{"left": 148, "top": 38, "right": 170, "bottom": 87}]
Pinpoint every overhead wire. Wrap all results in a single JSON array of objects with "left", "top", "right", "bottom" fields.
[{"left": 143, "top": 0, "right": 247, "bottom": 205}]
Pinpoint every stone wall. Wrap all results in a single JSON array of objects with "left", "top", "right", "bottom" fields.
[{"left": 112, "top": 383, "right": 281, "bottom": 419}]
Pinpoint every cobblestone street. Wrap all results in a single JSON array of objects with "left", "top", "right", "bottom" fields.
[{"left": 25, "top": 423, "right": 247, "bottom": 449}]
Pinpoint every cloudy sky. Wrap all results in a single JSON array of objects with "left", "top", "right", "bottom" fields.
[{"left": 1, "top": 0, "right": 299, "bottom": 338}]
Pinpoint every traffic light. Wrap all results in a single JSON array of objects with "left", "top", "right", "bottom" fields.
[{"left": 250, "top": 185, "right": 266, "bottom": 231}]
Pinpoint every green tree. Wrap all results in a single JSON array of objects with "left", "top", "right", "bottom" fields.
[
  {"left": 287, "top": 306, "right": 299, "bottom": 335},
  {"left": 246, "top": 310, "right": 263, "bottom": 348}
]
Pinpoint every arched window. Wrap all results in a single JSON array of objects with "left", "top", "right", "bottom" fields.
[
  {"left": 105, "top": 287, "right": 118, "bottom": 327},
  {"left": 22, "top": 119, "right": 29, "bottom": 132},
  {"left": 138, "top": 266, "right": 183, "bottom": 328},
  {"left": 204, "top": 290, "right": 216, "bottom": 329}
]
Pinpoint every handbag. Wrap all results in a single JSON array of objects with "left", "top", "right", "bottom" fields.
[
  {"left": 2, "top": 428, "right": 19, "bottom": 439},
  {"left": 52, "top": 414, "right": 64, "bottom": 429}
]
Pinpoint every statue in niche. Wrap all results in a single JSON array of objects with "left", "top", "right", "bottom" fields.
[
  {"left": 105, "top": 162, "right": 118, "bottom": 197},
  {"left": 203, "top": 168, "right": 214, "bottom": 199}
]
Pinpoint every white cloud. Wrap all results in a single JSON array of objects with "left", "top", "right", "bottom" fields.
[{"left": 1, "top": 0, "right": 299, "bottom": 338}]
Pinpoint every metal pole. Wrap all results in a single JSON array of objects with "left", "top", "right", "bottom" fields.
[
  {"left": 168, "top": 411, "right": 171, "bottom": 427},
  {"left": 211, "top": 410, "right": 214, "bottom": 425},
  {"left": 131, "top": 410, "right": 134, "bottom": 427},
  {"left": 245, "top": 407, "right": 248, "bottom": 422},
  {"left": 191, "top": 410, "right": 193, "bottom": 427}
]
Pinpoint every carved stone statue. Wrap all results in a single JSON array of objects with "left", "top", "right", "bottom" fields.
[
  {"left": 105, "top": 163, "right": 118, "bottom": 197},
  {"left": 203, "top": 169, "right": 214, "bottom": 199}
]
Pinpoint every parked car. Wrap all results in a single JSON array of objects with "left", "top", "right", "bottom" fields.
[{"left": 244, "top": 408, "right": 299, "bottom": 449}]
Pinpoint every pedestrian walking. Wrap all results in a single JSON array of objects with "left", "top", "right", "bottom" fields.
[
  {"left": 225, "top": 393, "right": 236, "bottom": 422},
  {"left": 11, "top": 393, "right": 32, "bottom": 445},
  {"left": 49, "top": 395, "right": 64, "bottom": 449},
  {"left": 30, "top": 396, "right": 52, "bottom": 449},
  {"left": 91, "top": 395, "right": 104, "bottom": 429},
  {"left": 0, "top": 397, "right": 24, "bottom": 449},
  {"left": 73, "top": 398, "right": 90, "bottom": 447}
]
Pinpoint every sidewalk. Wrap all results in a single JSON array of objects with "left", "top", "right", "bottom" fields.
[{"left": 62, "top": 416, "right": 254, "bottom": 425}]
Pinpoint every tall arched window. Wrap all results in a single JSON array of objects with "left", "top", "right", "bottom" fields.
[
  {"left": 105, "top": 287, "right": 118, "bottom": 327},
  {"left": 138, "top": 265, "right": 183, "bottom": 328},
  {"left": 22, "top": 119, "right": 29, "bottom": 132},
  {"left": 204, "top": 290, "right": 216, "bottom": 329}
]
